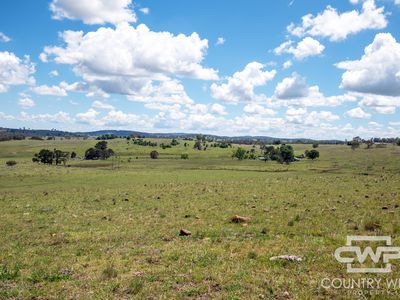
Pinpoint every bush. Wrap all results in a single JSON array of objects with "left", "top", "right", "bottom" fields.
[
  {"left": 193, "top": 140, "right": 202, "bottom": 150},
  {"left": 232, "top": 147, "right": 247, "bottom": 160},
  {"left": 6, "top": 160, "right": 17, "bottom": 167},
  {"left": 171, "top": 139, "right": 179, "bottom": 146},
  {"left": 150, "top": 150, "right": 159, "bottom": 159},
  {"left": 262, "top": 145, "right": 279, "bottom": 161},
  {"left": 350, "top": 140, "right": 360, "bottom": 150},
  {"left": 306, "top": 149, "right": 320, "bottom": 160},
  {"left": 181, "top": 154, "right": 189, "bottom": 159},
  {"left": 312, "top": 143, "right": 319, "bottom": 148}
]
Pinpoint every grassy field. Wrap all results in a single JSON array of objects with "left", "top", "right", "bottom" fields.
[{"left": 1, "top": 139, "right": 400, "bottom": 299}]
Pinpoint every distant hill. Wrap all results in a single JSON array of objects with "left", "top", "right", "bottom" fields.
[{"left": 0, "top": 127, "right": 344, "bottom": 144}]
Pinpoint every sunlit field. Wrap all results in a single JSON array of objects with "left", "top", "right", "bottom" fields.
[{"left": 1, "top": 139, "right": 400, "bottom": 299}]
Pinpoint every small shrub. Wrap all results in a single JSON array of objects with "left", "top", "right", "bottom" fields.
[
  {"left": 150, "top": 150, "right": 159, "bottom": 159},
  {"left": 232, "top": 147, "right": 247, "bottom": 160},
  {"left": 181, "top": 153, "right": 189, "bottom": 159},
  {"left": 306, "top": 149, "right": 319, "bottom": 160},
  {"left": 6, "top": 160, "right": 17, "bottom": 167}
]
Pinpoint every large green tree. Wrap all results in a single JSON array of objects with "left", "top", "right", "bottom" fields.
[{"left": 278, "top": 145, "right": 294, "bottom": 164}]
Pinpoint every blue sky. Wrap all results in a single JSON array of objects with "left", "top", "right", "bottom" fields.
[{"left": 0, "top": 0, "right": 399, "bottom": 139}]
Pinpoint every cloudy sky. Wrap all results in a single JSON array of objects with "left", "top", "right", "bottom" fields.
[{"left": 0, "top": 0, "right": 400, "bottom": 138}]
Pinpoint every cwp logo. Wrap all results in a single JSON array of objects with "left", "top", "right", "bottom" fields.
[{"left": 335, "top": 236, "right": 400, "bottom": 273}]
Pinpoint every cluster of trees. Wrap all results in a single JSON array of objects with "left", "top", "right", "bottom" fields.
[
  {"left": 0, "top": 133, "right": 25, "bottom": 142},
  {"left": 32, "top": 149, "right": 71, "bottom": 165},
  {"left": 260, "top": 144, "right": 297, "bottom": 163},
  {"left": 368, "top": 137, "right": 399, "bottom": 144},
  {"left": 132, "top": 138, "right": 158, "bottom": 147},
  {"left": 159, "top": 143, "right": 172, "bottom": 149},
  {"left": 232, "top": 147, "right": 259, "bottom": 160},
  {"left": 158, "top": 139, "right": 180, "bottom": 149},
  {"left": 232, "top": 144, "right": 320, "bottom": 164},
  {"left": 85, "top": 141, "right": 114, "bottom": 160},
  {"left": 210, "top": 142, "right": 232, "bottom": 148},
  {"left": 347, "top": 136, "right": 400, "bottom": 149},
  {"left": 96, "top": 134, "right": 118, "bottom": 140},
  {"left": 193, "top": 135, "right": 211, "bottom": 151},
  {"left": 131, "top": 138, "right": 180, "bottom": 149}
]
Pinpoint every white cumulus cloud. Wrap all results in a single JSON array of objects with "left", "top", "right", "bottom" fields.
[
  {"left": 49, "top": 70, "right": 59, "bottom": 77},
  {"left": 32, "top": 84, "right": 68, "bottom": 96},
  {"left": 0, "top": 51, "right": 35, "bottom": 92},
  {"left": 50, "top": 0, "right": 136, "bottom": 25},
  {"left": 275, "top": 73, "right": 309, "bottom": 99},
  {"left": 210, "top": 61, "right": 276, "bottom": 103},
  {"left": 41, "top": 23, "right": 217, "bottom": 102},
  {"left": 273, "top": 74, "right": 357, "bottom": 107},
  {"left": 18, "top": 98, "right": 35, "bottom": 109},
  {"left": 345, "top": 107, "right": 371, "bottom": 119},
  {"left": 211, "top": 103, "right": 227, "bottom": 115},
  {"left": 274, "top": 37, "right": 325, "bottom": 60},
  {"left": 287, "top": 0, "right": 387, "bottom": 41},
  {"left": 243, "top": 103, "right": 276, "bottom": 116},
  {"left": 283, "top": 60, "right": 292, "bottom": 69},
  {"left": 337, "top": 33, "right": 400, "bottom": 97},
  {"left": 92, "top": 100, "right": 115, "bottom": 110}
]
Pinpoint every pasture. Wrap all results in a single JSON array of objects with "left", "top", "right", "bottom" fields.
[{"left": 0, "top": 139, "right": 400, "bottom": 299}]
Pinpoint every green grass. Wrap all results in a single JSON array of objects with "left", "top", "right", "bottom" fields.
[{"left": 0, "top": 139, "right": 400, "bottom": 298}]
